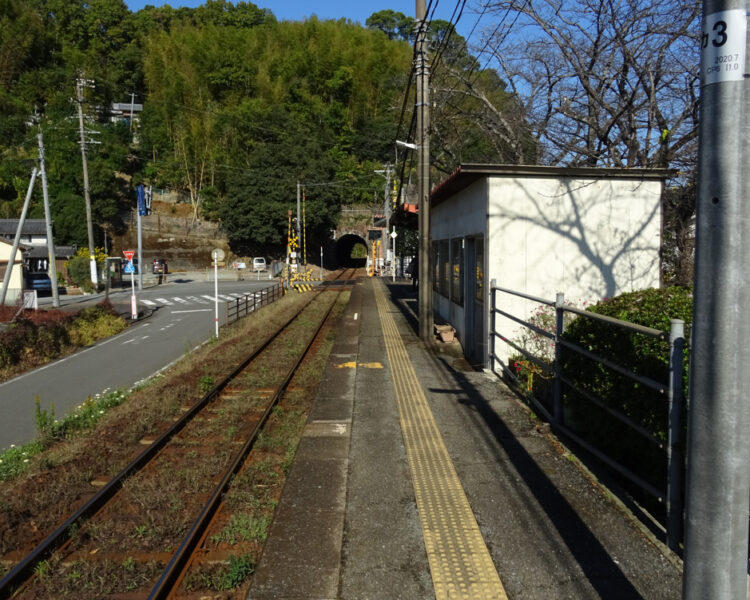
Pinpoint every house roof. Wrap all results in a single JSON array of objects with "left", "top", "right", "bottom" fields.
[
  {"left": 430, "top": 164, "right": 675, "bottom": 207},
  {"left": 26, "top": 245, "right": 77, "bottom": 259},
  {"left": 0, "top": 219, "right": 49, "bottom": 236},
  {"left": 111, "top": 102, "right": 143, "bottom": 112}
]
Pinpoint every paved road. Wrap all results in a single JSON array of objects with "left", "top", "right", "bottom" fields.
[{"left": 0, "top": 273, "right": 279, "bottom": 451}]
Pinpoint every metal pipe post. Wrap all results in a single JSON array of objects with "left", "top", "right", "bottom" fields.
[
  {"left": 137, "top": 207, "right": 143, "bottom": 290},
  {"left": 667, "top": 319, "right": 685, "bottom": 553},
  {"left": 553, "top": 292, "right": 565, "bottom": 426},
  {"left": 490, "top": 279, "right": 497, "bottom": 373},
  {"left": 296, "top": 182, "right": 301, "bottom": 270},
  {"left": 214, "top": 259, "right": 219, "bottom": 338},
  {"left": 683, "top": 2, "right": 750, "bottom": 597}
]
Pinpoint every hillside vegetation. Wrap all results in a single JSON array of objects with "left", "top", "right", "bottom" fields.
[{"left": 0, "top": 0, "right": 529, "bottom": 258}]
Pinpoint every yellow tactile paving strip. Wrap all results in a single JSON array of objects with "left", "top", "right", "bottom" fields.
[{"left": 374, "top": 280, "right": 508, "bottom": 600}]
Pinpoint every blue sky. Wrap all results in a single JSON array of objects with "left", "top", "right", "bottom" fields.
[{"left": 122, "top": 1, "right": 471, "bottom": 32}]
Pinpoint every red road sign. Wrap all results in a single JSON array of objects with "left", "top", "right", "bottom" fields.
[{"left": 123, "top": 250, "right": 135, "bottom": 261}]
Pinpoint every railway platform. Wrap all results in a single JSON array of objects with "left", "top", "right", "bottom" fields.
[{"left": 247, "top": 276, "right": 683, "bottom": 600}]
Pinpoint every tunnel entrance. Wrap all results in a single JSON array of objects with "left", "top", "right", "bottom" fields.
[{"left": 333, "top": 234, "right": 368, "bottom": 269}]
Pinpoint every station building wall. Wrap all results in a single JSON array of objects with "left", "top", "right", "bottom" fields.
[{"left": 430, "top": 170, "right": 663, "bottom": 368}]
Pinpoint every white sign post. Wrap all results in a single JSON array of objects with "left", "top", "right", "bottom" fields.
[
  {"left": 211, "top": 248, "right": 225, "bottom": 338},
  {"left": 123, "top": 250, "right": 137, "bottom": 319}
]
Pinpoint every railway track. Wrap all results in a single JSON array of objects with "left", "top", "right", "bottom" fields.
[
  {"left": 0, "top": 271, "right": 357, "bottom": 598},
  {"left": 320, "top": 267, "right": 362, "bottom": 289}
]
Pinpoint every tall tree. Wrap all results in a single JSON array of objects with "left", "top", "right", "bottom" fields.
[
  {"left": 478, "top": 0, "right": 700, "bottom": 285},
  {"left": 481, "top": 0, "right": 700, "bottom": 171}
]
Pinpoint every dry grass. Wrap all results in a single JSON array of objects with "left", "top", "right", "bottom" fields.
[
  {"left": 0, "top": 290, "right": 350, "bottom": 597},
  {"left": 0, "top": 292, "right": 313, "bottom": 559}
]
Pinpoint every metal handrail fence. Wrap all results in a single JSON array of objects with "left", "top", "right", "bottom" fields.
[
  {"left": 489, "top": 280, "right": 686, "bottom": 552},
  {"left": 225, "top": 282, "right": 283, "bottom": 326}
]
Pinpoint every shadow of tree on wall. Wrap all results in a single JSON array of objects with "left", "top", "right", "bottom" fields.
[{"left": 489, "top": 178, "right": 661, "bottom": 298}]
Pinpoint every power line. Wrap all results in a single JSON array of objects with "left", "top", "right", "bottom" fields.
[
  {"left": 430, "top": 0, "right": 468, "bottom": 75},
  {"left": 393, "top": 0, "right": 439, "bottom": 146}
]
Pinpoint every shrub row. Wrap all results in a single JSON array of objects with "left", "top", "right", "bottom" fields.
[
  {"left": 560, "top": 286, "right": 693, "bottom": 492},
  {"left": 0, "top": 301, "right": 127, "bottom": 375}
]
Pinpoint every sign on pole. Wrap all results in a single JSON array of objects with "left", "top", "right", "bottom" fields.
[
  {"left": 123, "top": 250, "right": 137, "bottom": 320},
  {"left": 211, "top": 248, "right": 225, "bottom": 338}
]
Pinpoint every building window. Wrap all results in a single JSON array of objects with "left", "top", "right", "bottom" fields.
[
  {"left": 439, "top": 239, "right": 449, "bottom": 298},
  {"left": 475, "top": 237, "right": 484, "bottom": 303},
  {"left": 432, "top": 241, "right": 439, "bottom": 292},
  {"left": 451, "top": 238, "right": 463, "bottom": 306}
]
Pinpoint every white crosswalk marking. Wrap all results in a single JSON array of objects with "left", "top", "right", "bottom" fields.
[{"left": 139, "top": 292, "right": 265, "bottom": 308}]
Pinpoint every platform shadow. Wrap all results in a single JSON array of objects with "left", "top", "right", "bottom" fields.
[
  {"left": 431, "top": 357, "right": 648, "bottom": 599},
  {"left": 383, "top": 281, "right": 419, "bottom": 335}
]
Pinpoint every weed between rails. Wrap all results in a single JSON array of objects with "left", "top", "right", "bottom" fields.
[
  {"left": 0, "top": 290, "right": 349, "bottom": 596},
  {"left": 183, "top": 292, "right": 347, "bottom": 595}
]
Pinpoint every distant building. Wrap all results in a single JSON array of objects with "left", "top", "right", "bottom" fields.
[
  {"left": 0, "top": 219, "right": 47, "bottom": 246},
  {"left": 109, "top": 102, "right": 143, "bottom": 126},
  {"left": 0, "top": 219, "right": 76, "bottom": 283},
  {"left": 0, "top": 237, "right": 25, "bottom": 304}
]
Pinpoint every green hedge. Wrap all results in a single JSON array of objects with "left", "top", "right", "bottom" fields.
[{"left": 560, "top": 286, "right": 692, "bottom": 492}]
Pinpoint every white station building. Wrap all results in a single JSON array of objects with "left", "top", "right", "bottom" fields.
[{"left": 429, "top": 164, "right": 671, "bottom": 367}]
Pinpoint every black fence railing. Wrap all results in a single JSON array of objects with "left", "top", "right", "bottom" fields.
[
  {"left": 489, "top": 280, "right": 686, "bottom": 552},
  {"left": 225, "top": 282, "right": 283, "bottom": 326}
]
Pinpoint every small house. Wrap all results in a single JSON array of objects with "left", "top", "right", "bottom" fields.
[
  {"left": 429, "top": 164, "right": 670, "bottom": 368},
  {"left": 0, "top": 238, "right": 25, "bottom": 304}
]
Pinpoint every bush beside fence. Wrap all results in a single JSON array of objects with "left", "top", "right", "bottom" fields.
[{"left": 490, "top": 283, "right": 691, "bottom": 552}]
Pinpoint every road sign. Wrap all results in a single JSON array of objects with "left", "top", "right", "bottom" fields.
[
  {"left": 123, "top": 262, "right": 134, "bottom": 274},
  {"left": 211, "top": 248, "right": 225, "bottom": 262},
  {"left": 123, "top": 250, "right": 135, "bottom": 261}
]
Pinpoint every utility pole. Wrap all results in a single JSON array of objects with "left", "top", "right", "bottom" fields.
[
  {"left": 296, "top": 181, "right": 301, "bottom": 270},
  {"left": 682, "top": 2, "right": 750, "bottom": 599},
  {"left": 129, "top": 92, "right": 135, "bottom": 132},
  {"left": 37, "top": 130, "right": 60, "bottom": 308},
  {"left": 416, "top": 0, "right": 432, "bottom": 340},
  {"left": 375, "top": 163, "right": 394, "bottom": 276},
  {"left": 0, "top": 168, "right": 37, "bottom": 306},
  {"left": 75, "top": 76, "right": 98, "bottom": 287}
]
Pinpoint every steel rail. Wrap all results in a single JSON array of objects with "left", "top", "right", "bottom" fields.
[
  {"left": 148, "top": 291, "right": 342, "bottom": 598},
  {"left": 0, "top": 293, "right": 317, "bottom": 599}
]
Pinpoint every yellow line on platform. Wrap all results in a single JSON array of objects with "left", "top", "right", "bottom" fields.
[{"left": 373, "top": 279, "right": 507, "bottom": 600}]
